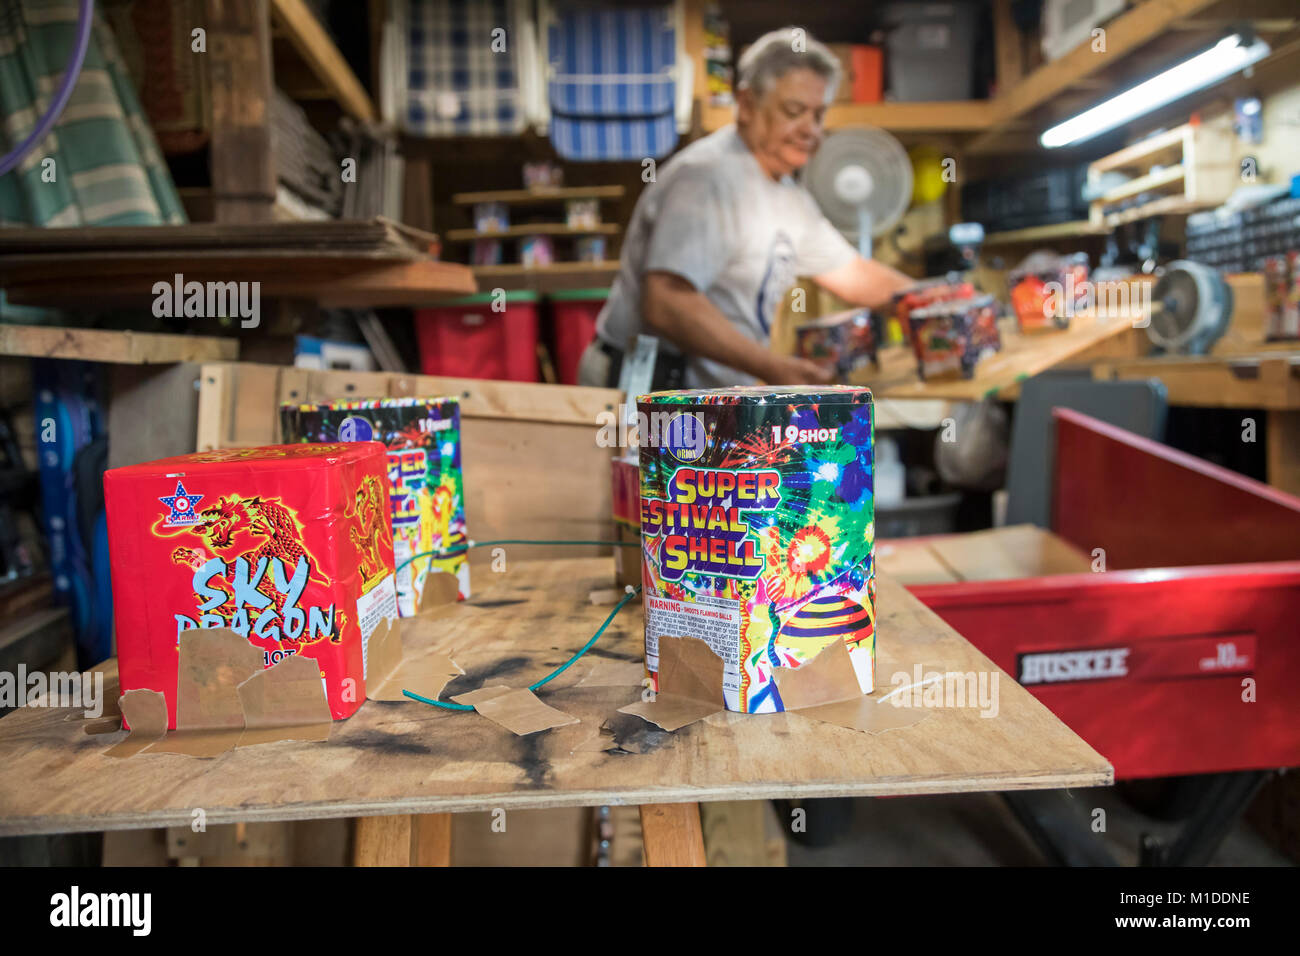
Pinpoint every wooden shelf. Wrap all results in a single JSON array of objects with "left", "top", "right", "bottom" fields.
[
  {"left": 983, "top": 221, "right": 1105, "bottom": 246},
  {"left": 0, "top": 325, "right": 237, "bottom": 365},
  {"left": 852, "top": 312, "right": 1146, "bottom": 401},
  {"left": 0, "top": 220, "right": 475, "bottom": 308},
  {"left": 445, "top": 223, "right": 620, "bottom": 241},
  {"left": 269, "top": 0, "right": 376, "bottom": 122},
  {"left": 968, "top": 0, "right": 1225, "bottom": 153},
  {"left": 452, "top": 186, "right": 625, "bottom": 206},
  {"left": 472, "top": 261, "right": 620, "bottom": 277},
  {"left": 702, "top": 100, "right": 997, "bottom": 134}
]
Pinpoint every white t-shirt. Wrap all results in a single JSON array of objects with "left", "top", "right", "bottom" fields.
[{"left": 595, "top": 125, "right": 857, "bottom": 388}]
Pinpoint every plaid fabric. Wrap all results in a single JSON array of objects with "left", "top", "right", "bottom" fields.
[
  {"left": 0, "top": 0, "right": 186, "bottom": 228},
  {"left": 403, "top": 0, "right": 526, "bottom": 136},
  {"left": 547, "top": 4, "right": 677, "bottom": 161}
]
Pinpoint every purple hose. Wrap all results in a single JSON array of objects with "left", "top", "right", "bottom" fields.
[{"left": 0, "top": 0, "right": 95, "bottom": 177}]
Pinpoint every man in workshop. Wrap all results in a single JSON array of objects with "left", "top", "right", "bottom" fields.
[{"left": 577, "top": 27, "right": 913, "bottom": 390}]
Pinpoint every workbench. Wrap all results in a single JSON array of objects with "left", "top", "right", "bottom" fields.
[
  {"left": 1092, "top": 350, "right": 1300, "bottom": 496},
  {"left": 0, "top": 556, "right": 1111, "bottom": 866}
]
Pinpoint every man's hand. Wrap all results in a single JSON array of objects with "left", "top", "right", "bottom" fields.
[{"left": 761, "top": 354, "right": 835, "bottom": 385}]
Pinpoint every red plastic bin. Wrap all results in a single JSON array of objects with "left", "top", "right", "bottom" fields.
[
  {"left": 548, "top": 287, "right": 609, "bottom": 385},
  {"left": 415, "top": 290, "right": 540, "bottom": 381}
]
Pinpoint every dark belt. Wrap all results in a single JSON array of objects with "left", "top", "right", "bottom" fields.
[{"left": 597, "top": 338, "right": 687, "bottom": 391}]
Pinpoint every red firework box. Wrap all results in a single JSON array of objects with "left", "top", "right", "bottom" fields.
[{"left": 104, "top": 443, "right": 400, "bottom": 728}]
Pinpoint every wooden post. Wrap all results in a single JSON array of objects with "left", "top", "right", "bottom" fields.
[
  {"left": 411, "top": 813, "right": 453, "bottom": 866},
  {"left": 639, "top": 803, "right": 707, "bottom": 866},
  {"left": 1267, "top": 410, "right": 1300, "bottom": 497},
  {"left": 352, "top": 814, "right": 412, "bottom": 866},
  {"left": 992, "top": 0, "right": 1023, "bottom": 96},
  {"left": 207, "top": 0, "right": 277, "bottom": 223}
]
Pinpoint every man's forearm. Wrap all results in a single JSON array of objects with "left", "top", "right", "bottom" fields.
[
  {"left": 642, "top": 274, "right": 778, "bottom": 380},
  {"left": 815, "top": 256, "right": 913, "bottom": 310}
]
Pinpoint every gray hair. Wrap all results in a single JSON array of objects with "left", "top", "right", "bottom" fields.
[{"left": 737, "top": 27, "right": 841, "bottom": 102}]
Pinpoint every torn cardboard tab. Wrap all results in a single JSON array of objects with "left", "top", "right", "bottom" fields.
[
  {"left": 451, "top": 685, "right": 579, "bottom": 736},
  {"left": 618, "top": 635, "right": 726, "bottom": 732},
  {"left": 236, "top": 653, "right": 333, "bottom": 747},
  {"left": 420, "top": 569, "right": 461, "bottom": 612},
  {"left": 110, "top": 629, "right": 346, "bottom": 758},
  {"left": 146, "top": 628, "right": 262, "bottom": 757},
  {"left": 577, "top": 658, "right": 647, "bottom": 688},
  {"left": 105, "top": 689, "right": 168, "bottom": 758},
  {"left": 365, "top": 616, "right": 463, "bottom": 701},
  {"left": 773, "top": 639, "right": 863, "bottom": 710},
  {"left": 795, "top": 695, "right": 930, "bottom": 734}
]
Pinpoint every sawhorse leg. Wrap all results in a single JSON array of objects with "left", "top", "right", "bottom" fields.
[
  {"left": 352, "top": 814, "right": 452, "bottom": 866},
  {"left": 639, "top": 803, "right": 706, "bottom": 866}
]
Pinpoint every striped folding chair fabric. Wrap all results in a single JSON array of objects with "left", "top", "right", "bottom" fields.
[{"left": 546, "top": 4, "right": 678, "bottom": 161}]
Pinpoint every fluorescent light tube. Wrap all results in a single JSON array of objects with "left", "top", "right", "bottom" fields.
[{"left": 1041, "top": 34, "right": 1272, "bottom": 148}]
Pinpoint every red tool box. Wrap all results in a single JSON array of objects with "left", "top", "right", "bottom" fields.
[{"left": 904, "top": 409, "right": 1300, "bottom": 781}]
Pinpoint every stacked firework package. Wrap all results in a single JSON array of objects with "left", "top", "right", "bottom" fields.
[
  {"left": 280, "top": 397, "right": 469, "bottom": 614},
  {"left": 637, "top": 386, "right": 876, "bottom": 713},
  {"left": 908, "top": 295, "right": 1002, "bottom": 381},
  {"left": 104, "top": 445, "right": 399, "bottom": 727},
  {"left": 794, "top": 308, "right": 879, "bottom": 379}
]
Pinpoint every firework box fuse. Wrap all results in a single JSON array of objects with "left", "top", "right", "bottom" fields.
[
  {"left": 104, "top": 444, "right": 399, "bottom": 728},
  {"left": 280, "top": 397, "right": 469, "bottom": 615},
  {"left": 637, "top": 386, "right": 875, "bottom": 713}
]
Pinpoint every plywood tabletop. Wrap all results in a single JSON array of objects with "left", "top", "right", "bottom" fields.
[
  {"left": 0, "top": 558, "right": 1110, "bottom": 836},
  {"left": 855, "top": 314, "right": 1140, "bottom": 401}
]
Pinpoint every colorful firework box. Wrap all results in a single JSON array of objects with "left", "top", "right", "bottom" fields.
[
  {"left": 1263, "top": 252, "right": 1300, "bottom": 342},
  {"left": 637, "top": 386, "right": 875, "bottom": 714},
  {"left": 892, "top": 275, "right": 976, "bottom": 344},
  {"left": 279, "top": 397, "right": 469, "bottom": 616},
  {"left": 908, "top": 294, "right": 1002, "bottom": 381},
  {"left": 1008, "top": 253, "right": 1088, "bottom": 333},
  {"left": 794, "top": 308, "right": 878, "bottom": 378},
  {"left": 104, "top": 444, "right": 399, "bottom": 728}
]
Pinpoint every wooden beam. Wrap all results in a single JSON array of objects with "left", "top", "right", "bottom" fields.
[
  {"left": 0, "top": 326, "right": 237, "bottom": 365},
  {"left": 1267, "top": 411, "right": 1300, "bottom": 497},
  {"left": 270, "top": 0, "right": 377, "bottom": 122},
  {"left": 993, "top": 0, "right": 1024, "bottom": 94},
  {"left": 639, "top": 803, "right": 707, "bottom": 867},
  {"left": 207, "top": 0, "right": 277, "bottom": 224},
  {"left": 970, "top": 0, "right": 1223, "bottom": 153},
  {"left": 826, "top": 101, "right": 997, "bottom": 132},
  {"left": 410, "top": 813, "right": 452, "bottom": 866}
]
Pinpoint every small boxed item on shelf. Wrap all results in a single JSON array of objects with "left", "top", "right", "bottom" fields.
[
  {"left": 472, "top": 202, "right": 509, "bottom": 233},
  {"left": 566, "top": 199, "right": 601, "bottom": 229},
  {"left": 520, "top": 234, "right": 555, "bottom": 267},
  {"left": 524, "top": 161, "right": 563, "bottom": 189},
  {"left": 1264, "top": 252, "right": 1300, "bottom": 342},
  {"left": 472, "top": 238, "right": 503, "bottom": 265},
  {"left": 909, "top": 294, "right": 1002, "bottom": 381},
  {"left": 575, "top": 235, "right": 606, "bottom": 262},
  {"left": 794, "top": 308, "right": 878, "bottom": 378},
  {"left": 1008, "top": 252, "right": 1089, "bottom": 333},
  {"left": 104, "top": 443, "right": 400, "bottom": 728}
]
